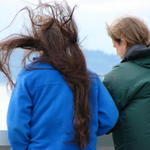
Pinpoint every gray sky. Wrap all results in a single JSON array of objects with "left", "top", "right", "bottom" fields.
[{"left": 0, "top": 0, "right": 150, "bottom": 54}]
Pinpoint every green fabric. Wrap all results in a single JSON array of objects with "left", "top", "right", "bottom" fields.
[{"left": 104, "top": 56, "right": 150, "bottom": 150}]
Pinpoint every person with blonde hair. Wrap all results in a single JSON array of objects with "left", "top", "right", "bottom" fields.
[{"left": 104, "top": 16, "right": 150, "bottom": 150}]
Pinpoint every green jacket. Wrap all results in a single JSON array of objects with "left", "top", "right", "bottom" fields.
[{"left": 104, "top": 45, "right": 150, "bottom": 150}]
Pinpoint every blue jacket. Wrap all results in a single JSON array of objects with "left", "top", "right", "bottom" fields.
[{"left": 7, "top": 62, "right": 118, "bottom": 150}]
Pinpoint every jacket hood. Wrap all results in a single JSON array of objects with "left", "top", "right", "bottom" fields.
[{"left": 122, "top": 44, "right": 150, "bottom": 68}]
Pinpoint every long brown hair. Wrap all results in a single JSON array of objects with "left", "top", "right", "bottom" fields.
[
  {"left": 106, "top": 16, "right": 150, "bottom": 49},
  {"left": 0, "top": 2, "right": 90, "bottom": 149}
]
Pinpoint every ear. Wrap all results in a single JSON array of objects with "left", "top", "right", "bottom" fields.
[{"left": 121, "top": 39, "right": 127, "bottom": 48}]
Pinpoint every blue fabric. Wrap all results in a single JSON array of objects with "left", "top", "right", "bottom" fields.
[{"left": 7, "top": 62, "right": 118, "bottom": 150}]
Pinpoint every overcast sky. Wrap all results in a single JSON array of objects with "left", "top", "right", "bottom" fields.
[{"left": 0, "top": 0, "right": 150, "bottom": 54}]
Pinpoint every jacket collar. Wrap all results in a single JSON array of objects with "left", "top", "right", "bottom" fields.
[
  {"left": 25, "top": 57, "right": 55, "bottom": 70},
  {"left": 121, "top": 44, "right": 150, "bottom": 63}
]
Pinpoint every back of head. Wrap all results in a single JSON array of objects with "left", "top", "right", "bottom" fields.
[
  {"left": 0, "top": 2, "right": 90, "bottom": 149},
  {"left": 107, "top": 16, "right": 150, "bottom": 49}
]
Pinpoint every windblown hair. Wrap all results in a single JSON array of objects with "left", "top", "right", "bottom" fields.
[
  {"left": 0, "top": 2, "right": 90, "bottom": 149},
  {"left": 106, "top": 16, "right": 150, "bottom": 49}
]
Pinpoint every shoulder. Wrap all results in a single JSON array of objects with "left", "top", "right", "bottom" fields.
[
  {"left": 17, "top": 62, "right": 65, "bottom": 89},
  {"left": 104, "top": 61, "right": 135, "bottom": 81},
  {"left": 88, "top": 71, "right": 105, "bottom": 92},
  {"left": 89, "top": 71, "right": 101, "bottom": 83}
]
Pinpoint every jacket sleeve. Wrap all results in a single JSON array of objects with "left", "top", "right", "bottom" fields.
[
  {"left": 7, "top": 75, "right": 32, "bottom": 150},
  {"left": 97, "top": 78, "right": 119, "bottom": 136}
]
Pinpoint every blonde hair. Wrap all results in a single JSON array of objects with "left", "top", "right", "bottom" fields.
[{"left": 107, "top": 16, "right": 150, "bottom": 49}]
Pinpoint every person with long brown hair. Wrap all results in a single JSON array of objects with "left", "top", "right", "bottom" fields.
[
  {"left": 0, "top": 2, "right": 118, "bottom": 150},
  {"left": 104, "top": 16, "right": 150, "bottom": 150}
]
